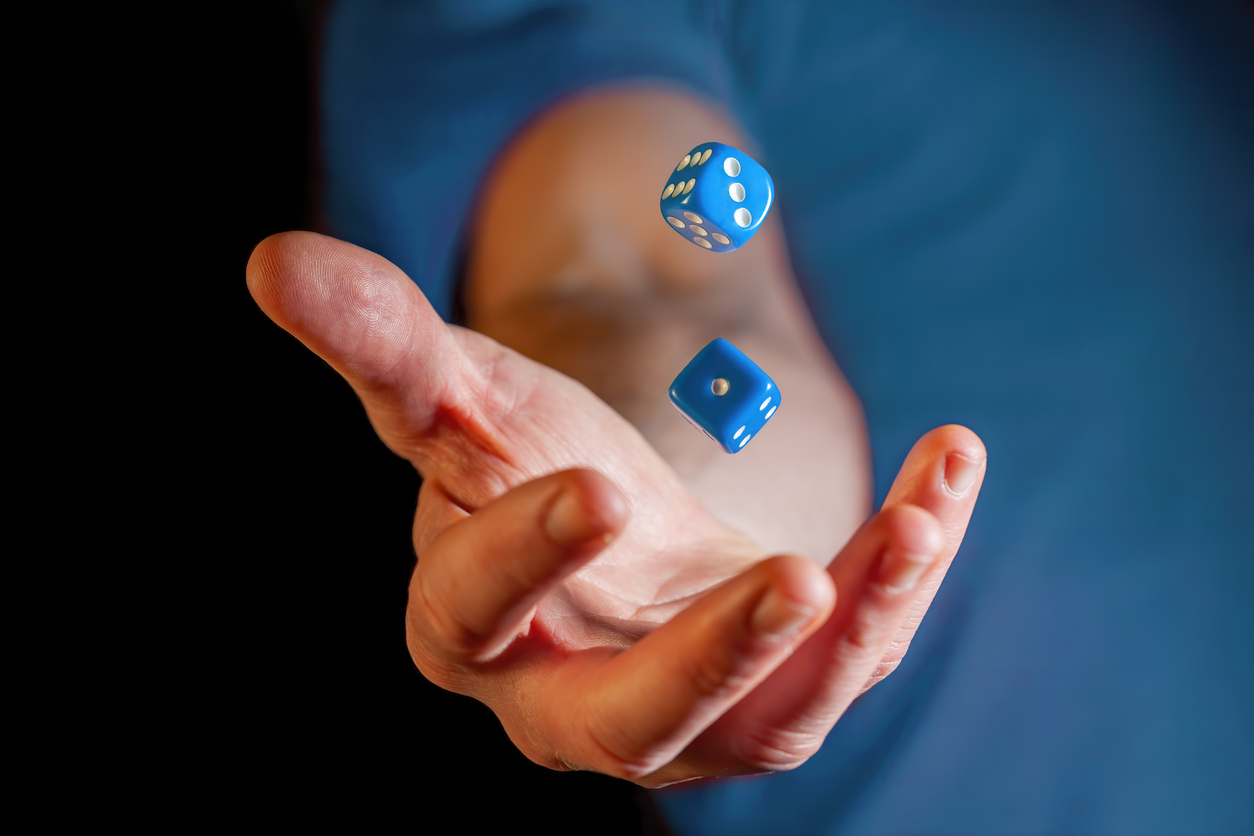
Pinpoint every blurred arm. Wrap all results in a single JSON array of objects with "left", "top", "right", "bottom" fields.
[{"left": 466, "top": 86, "right": 870, "bottom": 562}]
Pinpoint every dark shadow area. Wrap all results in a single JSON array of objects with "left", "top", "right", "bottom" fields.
[{"left": 216, "top": 2, "right": 668, "bottom": 830}]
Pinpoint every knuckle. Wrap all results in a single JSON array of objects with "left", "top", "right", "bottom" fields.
[
  {"left": 682, "top": 648, "right": 746, "bottom": 702},
  {"left": 496, "top": 716, "right": 571, "bottom": 773},
  {"left": 870, "top": 504, "right": 920, "bottom": 545},
  {"left": 537, "top": 652, "right": 675, "bottom": 782},
  {"left": 565, "top": 699, "right": 671, "bottom": 781},
  {"left": 832, "top": 602, "right": 901, "bottom": 666},
  {"left": 835, "top": 622, "right": 877, "bottom": 658},
  {"left": 403, "top": 610, "right": 470, "bottom": 693},
  {"left": 733, "top": 726, "right": 820, "bottom": 773},
  {"left": 432, "top": 615, "right": 491, "bottom": 658},
  {"left": 581, "top": 724, "right": 664, "bottom": 781},
  {"left": 409, "top": 571, "right": 490, "bottom": 659}
]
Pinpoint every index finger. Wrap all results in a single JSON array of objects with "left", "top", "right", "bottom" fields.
[{"left": 408, "top": 468, "right": 628, "bottom": 668}]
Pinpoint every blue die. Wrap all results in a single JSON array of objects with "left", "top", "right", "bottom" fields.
[
  {"left": 659, "top": 142, "right": 774, "bottom": 252},
  {"left": 669, "top": 338, "right": 781, "bottom": 453}
]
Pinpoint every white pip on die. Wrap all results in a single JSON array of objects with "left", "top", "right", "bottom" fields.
[{"left": 659, "top": 142, "right": 774, "bottom": 252}]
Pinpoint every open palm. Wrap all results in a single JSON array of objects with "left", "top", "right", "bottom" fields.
[{"left": 248, "top": 231, "right": 985, "bottom": 787}]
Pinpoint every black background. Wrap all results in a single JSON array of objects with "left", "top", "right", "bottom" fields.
[{"left": 217, "top": 1, "right": 669, "bottom": 829}]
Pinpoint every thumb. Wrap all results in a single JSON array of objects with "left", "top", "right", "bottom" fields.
[{"left": 246, "top": 231, "right": 504, "bottom": 468}]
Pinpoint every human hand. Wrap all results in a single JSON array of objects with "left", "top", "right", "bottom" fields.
[{"left": 246, "top": 231, "right": 986, "bottom": 787}]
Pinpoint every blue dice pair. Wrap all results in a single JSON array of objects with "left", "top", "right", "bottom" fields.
[
  {"left": 669, "top": 339, "right": 780, "bottom": 453},
  {"left": 659, "top": 142, "right": 773, "bottom": 252}
]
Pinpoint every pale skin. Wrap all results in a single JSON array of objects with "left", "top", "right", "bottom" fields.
[{"left": 247, "top": 87, "right": 986, "bottom": 787}]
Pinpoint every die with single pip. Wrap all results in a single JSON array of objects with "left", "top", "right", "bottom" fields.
[
  {"left": 659, "top": 142, "right": 774, "bottom": 252},
  {"left": 669, "top": 338, "right": 781, "bottom": 453}
]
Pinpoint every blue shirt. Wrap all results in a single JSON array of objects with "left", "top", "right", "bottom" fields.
[{"left": 322, "top": 2, "right": 1254, "bottom": 832}]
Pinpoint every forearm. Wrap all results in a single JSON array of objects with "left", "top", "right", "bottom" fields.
[{"left": 466, "top": 86, "right": 869, "bottom": 562}]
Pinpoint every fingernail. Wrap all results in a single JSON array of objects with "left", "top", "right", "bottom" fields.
[
  {"left": 545, "top": 490, "right": 600, "bottom": 545},
  {"left": 944, "top": 454, "right": 981, "bottom": 496},
  {"left": 751, "top": 588, "right": 817, "bottom": 643},
  {"left": 875, "top": 548, "right": 934, "bottom": 594}
]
